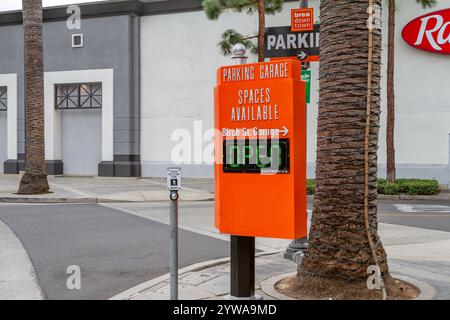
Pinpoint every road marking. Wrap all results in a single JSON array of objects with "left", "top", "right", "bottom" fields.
[{"left": 394, "top": 204, "right": 450, "bottom": 213}]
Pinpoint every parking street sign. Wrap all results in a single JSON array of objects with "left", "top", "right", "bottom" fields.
[
  {"left": 265, "top": 24, "right": 320, "bottom": 62},
  {"left": 301, "top": 70, "right": 311, "bottom": 104},
  {"left": 214, "top": 59, "right": 308, "bottom": 239}
]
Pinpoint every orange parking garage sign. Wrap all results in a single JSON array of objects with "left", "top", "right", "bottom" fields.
[{"left": 214, "top": 59, "right": 308, "bottom": 239}]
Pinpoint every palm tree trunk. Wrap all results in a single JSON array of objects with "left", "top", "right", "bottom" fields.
[
  {"left": 294, "top": 0, "right": 389, "bottom": 296},
  {"left": 257, "top": 0, "right": 265, "bottom": 62},
  {"left": 386, "top": 0, "right": 396, "bottom": 183},
  {"left": 18, "top": 0, "right": 49, "bottom": 195}
]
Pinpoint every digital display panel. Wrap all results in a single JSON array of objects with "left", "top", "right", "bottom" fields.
[{"left": 223, "top": 139, "right": 290, "bottom": 174}]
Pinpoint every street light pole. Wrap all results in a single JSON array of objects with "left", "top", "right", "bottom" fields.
[{"left": 284, "top": 0, "right": 310, "bottom": 263}]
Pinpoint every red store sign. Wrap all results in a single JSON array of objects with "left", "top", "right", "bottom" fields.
[{"left": 402, "top": 8, "right": 450, "bottom": 54}]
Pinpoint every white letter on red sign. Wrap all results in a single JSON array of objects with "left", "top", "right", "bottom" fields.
[{"left": 414, "top": 15, "right": 444, "bottom": 51}]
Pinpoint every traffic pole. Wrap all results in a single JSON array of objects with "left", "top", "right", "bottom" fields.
[
  {"left": 169, "top": 190, "right": 179, "bottom": 300},
  {"left": 284, "top": 0, "right": 310, "bottom": 263},
  {"left": 167, "top": 167, "right": 182, "bottom": 300},
  {"left": 229, "top": 44, "right": 257, "bottom": 300}
]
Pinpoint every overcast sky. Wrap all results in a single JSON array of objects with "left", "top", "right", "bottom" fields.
[{"left": 0, "top": 0, "right": 107, "bottom": 12}]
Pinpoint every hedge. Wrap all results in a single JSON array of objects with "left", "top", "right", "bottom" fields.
[
  {"left": 377, "top": 179, "right": 440, "bottom": 195},
  {"left": 307, "top": 179, "right": 315, "bottom": 195},
  {"left": 306, "top": 179, "right": 440, "bottom": 196}
]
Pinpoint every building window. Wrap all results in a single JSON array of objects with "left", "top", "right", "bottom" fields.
[
  {"left": 0, "top": 87, "right": 6, "bottom": 111},
  {"left": 72, "top": 34, "right": 83, "bottom": 48},
  {"left": 55, "top": 83, "right": 102, "bottom": 110}
]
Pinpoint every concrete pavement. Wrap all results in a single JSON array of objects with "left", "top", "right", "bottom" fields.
[
  {"left": 0, "top": 175, "right": 214, "bottom": 203},
  {"left": 111, "top": 222, "right": 450, "bottom": 300},
  {"left": 0, "top": 174, "right": 449, "bottom": 203},
  {"left": 0, "top": 219, "right": 43, "bottom": 300}
]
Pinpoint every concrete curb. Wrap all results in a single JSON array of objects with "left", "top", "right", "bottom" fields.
[
  {"left": 260, "top": 272, "right": 296, "bottom": 300},
  {"left": 394, "top": 275, "right": 437, "bottom": 300},
  {"left": 2, "top": 193, "right": 447, "bottom": 204},
  {"left": 109, "top": 251, "right": 283, "bottom": 300},
  {"left": 259, "top": 272, "right": 437, "bottom": 300},
  {"left": 380, "top": 194, "right": 450, "bottom": 201},
  {"left": 0, "top": 196, "right": 215, "bottom": 204},
  {"left": 0, "top": 197, "right": 99, "bottom": 204}
]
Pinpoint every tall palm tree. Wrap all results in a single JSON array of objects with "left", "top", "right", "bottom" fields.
[
  {"left": 293, "top": 0, "right": 389, "bottom": 297},
  {"left": 18, "top": 0, "right": 49, "bottom": 194},
  {"left": 386, "top": 0, "right": 436, "bottom": 183}
]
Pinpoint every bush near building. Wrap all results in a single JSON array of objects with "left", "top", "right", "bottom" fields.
[
  {"left": 307, "top": 179, "right": 316, "bottom": 195},
  {"left": 306, "top": 179, "right": 440, "bottom": 195},
  {"left": 378, "top": 179, "right": 440, "bottom": 195}
]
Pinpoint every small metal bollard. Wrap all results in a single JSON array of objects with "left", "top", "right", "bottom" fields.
[{"left": 167, "top": 167, "right": 182, "bottom": 300}]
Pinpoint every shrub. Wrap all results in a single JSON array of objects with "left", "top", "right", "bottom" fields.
[
  {"left": 307, "top": 179, "right": 315, "bottom": 195},
  {"left": 307, "top": 179, "right": 440, "bottom": 196},
  {"left": 378, "top": 179, "right": 440, "bottom": 195},
  {"left": 377, "top": 180, "right": 400, "bottom": 195}
]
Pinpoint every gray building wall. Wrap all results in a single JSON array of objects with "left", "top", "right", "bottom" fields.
[
  {"left": 0, "top": 112, "right": 6, "bottom": 166},
  {"left": 0, "top": 25, "right": 24, "bottom": 160},
  {"left": 0, "top": 14, "right": 141, "bottom": 176}
]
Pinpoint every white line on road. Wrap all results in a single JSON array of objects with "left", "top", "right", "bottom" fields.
[{"left": 394, "top": 204, "right": 450, "bottom": 213}]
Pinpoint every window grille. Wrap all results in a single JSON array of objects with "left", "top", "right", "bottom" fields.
[
  {"left": 55, "top": 83, "right": 102, "bottom": 110},
  {"left": 0, "top": 87, "right": 7, "bottom": 111}
]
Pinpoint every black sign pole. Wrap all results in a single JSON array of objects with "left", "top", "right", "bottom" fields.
[
  {"left": 229, "top": 44, "right": 257, "bottom": 300},
  {"left": 230, "top": 236, "right": 255, "bottom": 298}
]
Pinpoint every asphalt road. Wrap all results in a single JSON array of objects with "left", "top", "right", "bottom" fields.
[
  {"left": 377, "top": 200, "right": 450, "bottom": 233},
  {"left": 306, "top": 199, "right": 450, "bottom": 232},
  {"left": 0, "top": 204, "right": 229, "bottom": 300}
]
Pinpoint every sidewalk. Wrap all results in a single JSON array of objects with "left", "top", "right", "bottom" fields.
[
  {"left": 1, "top": 174, "right": 449, "bottom": 203},
  {"left": 0, "top": 174, "right": 214, "bottom": 203},
  {"left": 111, "top": 222, "right": 450, "bottom": 300}
]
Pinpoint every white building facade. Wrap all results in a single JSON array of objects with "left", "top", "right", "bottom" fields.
[{"left": 0, "top": 0, "right": 449, "bottom": 185}]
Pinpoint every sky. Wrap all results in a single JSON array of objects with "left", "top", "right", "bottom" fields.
[{"left": 0, "top": 0, "right": 107, "bottom": 12}]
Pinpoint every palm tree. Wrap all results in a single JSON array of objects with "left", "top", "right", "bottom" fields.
[
  {"left": 291, "top": 0, "right": 390, "bottom": 298},
  {"left": 386, "top": 0, "right": 436, "bottom": 183},
  {"left": 18, "top": 0, "right": 49, "bottom": 194}
]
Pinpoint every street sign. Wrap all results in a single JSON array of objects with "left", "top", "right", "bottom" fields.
[
  {"left": 214, "top": 59, "right": 308, "bottom": 239},
  {"left": 291, "top": 8, "right": 314, "bottom": 32},
  {"left": 265, "top": 24, "right": 320, "bottom": 62},
  {"left": 301, "top": 69, "right": 311, "bottom": 104},
  {"left": 167, "top": 167, "right": 182, "bottom": 191}
]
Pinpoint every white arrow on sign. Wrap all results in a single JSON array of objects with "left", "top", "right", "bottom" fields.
[
  {"left": 297, "top": 50, "right": 308, "bottom": 60},
  {"left": 280, "top": 126, "right": 289, "bottom": 137}
]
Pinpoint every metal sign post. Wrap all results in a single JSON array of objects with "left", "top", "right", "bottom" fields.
[
  {"left": 167, "top": 167, "right": 181, "bottom": 300},
  {"left": 229, "top": 45, "right": 257, "bottom": 300},
  {"left": 285, "top": 0, "right": 310, "bottom": 263}
]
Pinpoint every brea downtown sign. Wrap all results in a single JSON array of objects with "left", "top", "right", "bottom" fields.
[{"left": 402, "top": 8, "right": 450, "bottom": 54}]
